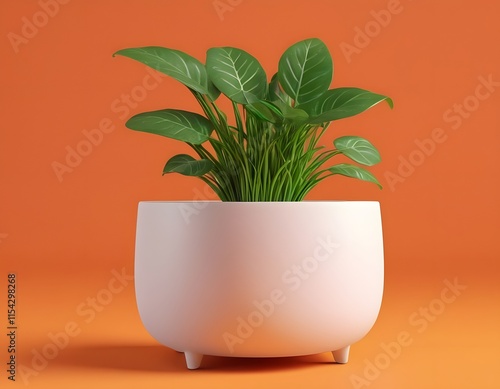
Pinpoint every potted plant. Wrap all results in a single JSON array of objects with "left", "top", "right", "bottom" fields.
[{"left": 114, "top": 38, "right": 392, "bottom": 369}]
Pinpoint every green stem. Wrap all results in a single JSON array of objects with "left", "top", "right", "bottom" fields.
[{"left": 232, "top": 101, "right": 245, "bottom": 146}]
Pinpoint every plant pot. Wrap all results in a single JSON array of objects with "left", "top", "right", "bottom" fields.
[{"left": 134, "top": 201, "right": 384, "bottom": 369}]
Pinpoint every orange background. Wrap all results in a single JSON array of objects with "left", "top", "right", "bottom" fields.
[{"left": 1, "top": 0, "right": 499, "bottom": 388}]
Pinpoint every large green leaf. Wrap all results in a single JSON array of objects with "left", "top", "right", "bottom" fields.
[
  {"left": 328, "top": 163, "right": 382, "bottom": 188},
  {"left": 206, "top": 47, "right": 267, "bottom": 104},
  {"left": 163, "top": 154, "right": 213, "bottom": 176},
  {"left": 126, "top": 109, "right": 212, "bottom": 144},
  {"left": 113, "top": 47, "right": 219, "bottom": 100},
  {"left": 278, "top": 38, "right": 332, "bottom": 106},
  {"left": 334, "top": 136, "right": 381, "bottom": 166},
  {"left": 306, "top": 88, "right": 393, "bottom": 124}
]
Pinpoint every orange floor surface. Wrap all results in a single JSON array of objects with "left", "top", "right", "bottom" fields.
[{"left": 4, "top": 267, "right": 499, "bottom": 389}]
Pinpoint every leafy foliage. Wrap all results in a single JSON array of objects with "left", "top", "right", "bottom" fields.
[{"left": 114, "top": 38, "right": 393, "bottom": 201}]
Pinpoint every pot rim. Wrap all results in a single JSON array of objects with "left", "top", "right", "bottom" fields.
[{"left": 138, "top": 200, "right": 381, "bottom": 204}]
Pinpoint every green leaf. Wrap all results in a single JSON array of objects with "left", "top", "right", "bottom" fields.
[
  {"left": 113, "top": 46, "right": 220, "bottom": 100},
  {"left": 246, "top": 101, "right": 279, "bottom": 123},
  {"left": 126, "top": 109, "right": 212, "bottom": 144},
  {"left": 328, "top": 163, "right": 382, "bottom": 188},
  {"left": 334, "top": 136, "right": 381, "bottom": 166},
  {"left": 206, "top": 47, "right": 267, "bottom": 104},
  {"left": 268, "top": 73, "right": 291, "bottom": 105},
  {"left": 278, "top": 38, "right": 333, "bottom": 106},
  {"left": 273, "top": 101, "right": 309, "bottom": 126},
  {"left": 306, "top": 87, "right": 393, "bottom": 124},
  {"left": 163, "top": 154, "right": 213, "bottom": 176}
]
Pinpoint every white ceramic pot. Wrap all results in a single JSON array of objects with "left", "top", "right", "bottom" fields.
[{"left": 135, "top": 201, "right": 384, "bottom": 369}]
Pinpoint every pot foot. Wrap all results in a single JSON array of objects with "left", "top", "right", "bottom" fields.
[
  {"left": 184, "top": 351, "right": 203, "bottom": 369},
  {"left": 332, "top": 345, "right": 350, "bottom": 364}
]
